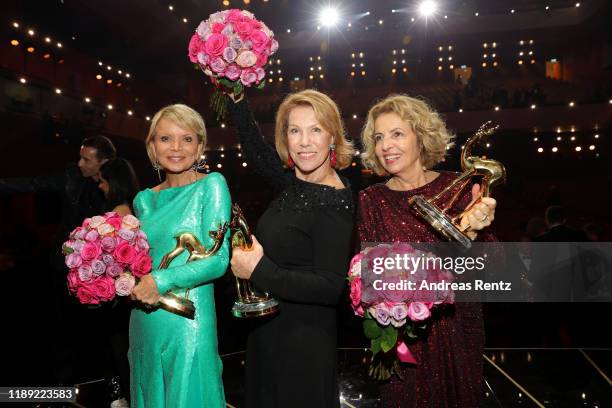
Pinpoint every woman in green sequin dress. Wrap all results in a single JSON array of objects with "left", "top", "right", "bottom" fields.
[{"left": 129, "top": 104, "right": 230, "bottom": 408}]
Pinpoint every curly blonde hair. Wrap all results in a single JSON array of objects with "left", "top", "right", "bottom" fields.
[
  {"left": 275, "top": 90, "right": 355, "bottom": 170},
  {"left": 361, "top": 94, "right": 455, "bottom": 176}
]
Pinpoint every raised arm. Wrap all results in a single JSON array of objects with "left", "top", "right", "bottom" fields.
[
  {"left": 250, "top": 208, "right": 353, "bottom": 306},
  {"left": 151, "top": 173, "right": 232, "bottom": 293},
  {"left": 228, "top": 98, "right": 288, "bottom": 190}
]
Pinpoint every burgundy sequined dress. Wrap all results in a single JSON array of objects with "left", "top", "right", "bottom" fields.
[{"left": 358, "top": 172, "right": 494, "bottom": 408}]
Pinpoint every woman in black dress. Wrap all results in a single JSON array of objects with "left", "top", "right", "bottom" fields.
[{"left": 230, "top": 90, "right": 354, "bottom": 408}]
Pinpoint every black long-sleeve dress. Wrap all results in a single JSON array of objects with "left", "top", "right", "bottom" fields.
[{"left": 230, "top": 100, "right": 353, "bottom": 408}]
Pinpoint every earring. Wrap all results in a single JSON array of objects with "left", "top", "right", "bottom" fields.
[
  {"left": 329, "top": 143, "right": 337, "bottom": 168},
  {"left": 191, "top": 158, "right": 206, "bottom": 172},
  {"left": 152, "top": 161, "right": 162, "bottom": 181},
  {"left": 287, "top": 155, "right": 295, "bottom": 169}
]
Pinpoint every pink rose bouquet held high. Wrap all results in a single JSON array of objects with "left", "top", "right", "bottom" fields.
[
  {"left": 62, "top": 212, "right": 152, "bottom": 305},
  {"left": 188, "top": 9, "right": 278, "bottom": 118}
]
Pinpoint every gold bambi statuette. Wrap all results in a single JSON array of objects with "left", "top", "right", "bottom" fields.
[
  {"left": 156, "top": 224, "right": 229, "bottom": 319},
  {"left": 408, "top": 121, "right": 507, "bottom": 248},
  {"left": 230, "top": 204, "right": 279, "bottom": 318}
]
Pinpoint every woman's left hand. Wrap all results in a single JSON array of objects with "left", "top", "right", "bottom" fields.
[
  {"left": 131, "top": 274, "right": 161, "bottom": 305},
  {"left": 231, "top": 235, "right": 264, "bottom": 280},
  {"left": 460, "top": 183, "right": 497, "bottom": 239}
]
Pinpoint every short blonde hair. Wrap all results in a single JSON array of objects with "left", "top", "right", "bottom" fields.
[
  {"left": 274, "top": 89, "right": 355, "bottom": 170},
  {"left": 361, "top": 94, "right": 455, "bottom": 176},
  {"left": 145, "top": 104, "right": 207, "bottom": 166}
]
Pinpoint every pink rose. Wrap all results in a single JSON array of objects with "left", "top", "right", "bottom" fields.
[
  {"left": 354, "top": 304, "right": 364, "bottom": 317},
  {"left": 196, "top": 22, "right": 211, "bottom": 40},
  {"left": 91, "top": 259, "right": 106, "bottom": 276},
  {"left": 89, "top": 215, "right": 106, "bottom": 229},
  {"left": 131, "top": 251, "right": 152, "bottom": 278},
  {"left": 235, "top": 50, "right": 257, "bottom": 68},
  {"left": 101, "top": 236, "right": 117, "bottom": 253},
  {"left": 81, "top": 218, "right": 91, "bottom": 228},
  {"left": 211, "top": 22, "right": 225, "bottom": 34},
  {"left": 113, "top": 241, "right": 138, "bottom": 265},
  {"left": 65, "top": 252, "right": 83, "bottom": 269},
  {"left": 372, "top": 303, "right": 391, "bottom": 326},
  {"left": 78, "top": 265, "right": 93, "bottom": 282},
  {"left": 122, "top": 214, "right": 140, "bottom": 230},
  {"left": 226, "top": 9, "right": 245, "bottom": 24},
  {"left": 104, "top": 211, "right": 117, "bottom": 218},
  {"left": 72, "top": 241, "right": 84, "bottom": 253},
  {"left": 210, "top": 56, "right": 227, "bottom": 74},
  {"left": 118, "top": 228, "right": 136, "bottom": 242},
  {"left": 106, "top": 216, "right": 122, "bottom": 232},
  {"left": 70, "top": 226, "right": 83, "bottom": 239},
  {"left": 93, "top": 276, "right": 115, "bottom": 302},
  {"left": 85, "top": 229, "right": 99, "bottom": 242},
  {"left": 204, "top": 33, "right": 228, "bottom": 57},
  {"left": 407, "top": 302, "right": 431, "bottom": 322},
  {"left": 188, "top": 34, "right": 205, "bottom": 63},
  {"left": 76, "top": 284, "right": 99, "bottom": 304},
  {"left": 249, "top": 30, "right": 270, "bottom": 53},
  {"left": 255, "top": 53, "right": 268, "bottom": 68},
  {"left": 234, "top": 20, "right": 254, "bottom": 39},
  {"left": 67, "top": 269, "right": 80, "bottom": 293},
  {"left": 81, "top": 242, "right": 102, "bottom": 261},
  {"left": 197, "top": 52, "right": 209, "bottom": 65},
  {"left": 225, "top": 64, "right": 241, "bottom": 81},
  {"left": 115, "top": 273, "right": 136, "bottom": 296},
  {"left": 97, "top": 223, "right": 115, "bottom": 236},
  {"left": 240, "top": 68, "right": 258, "bottom": 86},
  {"left": 349, "top": 277, "right": 362, "bottom": 307},
  {"left": 106, "top": 263, "right": 123, "bottom": 278},
  {"left": 223, "top": 47, "right": 237, "bottom": 63},
  {"left": 73, "top": 228, "right": 86, "bottom": 240}
]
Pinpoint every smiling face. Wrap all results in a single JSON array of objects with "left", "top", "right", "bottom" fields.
[
  {"left": 150, "top": 117, "right": 202, "bottom": 174},
  {"left": 373, "top": 112, "right": 422, "bottom": 176},
  {"left": 286, "top": 105, "right": 333, "bottom": 179}
]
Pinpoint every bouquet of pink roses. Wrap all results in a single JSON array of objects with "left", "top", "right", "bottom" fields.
[
  {"left": 348, "top": 243, "right": 455, "bottom": 380},
  {"left": 188, "top": 8, "right": 278, "bottom": 118},
  {"left": 62, "top": 212, "right": 152, "bottom": 305}
]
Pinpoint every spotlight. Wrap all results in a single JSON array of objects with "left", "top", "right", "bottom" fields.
[
  {"left": 537, "top": 147, "right": 544, "bottom": 153},
  {"left": 127, "top": 110, "right": 133, "bottom": 116},
  {"left": 84, "top": 97, "right": 91, "bottom": 103},
  {"left": 28, "top": 29, "right": 35, "bottom": 36},
  {"left": 55, "top": 88, "right": 62, "bottom": 94},
  {"left": 146, "top": 116, "right": 151, "bottom": 121},
  {"left": 107, "top": 104, "right": 113, "bottom": 110},
  {"left": 19, "top": 77, "right": 26, "bottom": 84},
  {"left": 12, "top": 22, "right": 19, "bottom": 28},
  {"left": 552, "top": 147, "right": 558, "bottom": 152},
  {"left": 319, "top": 7, "right": 339, "bottom": 27},
  {"left": 418, "top": 1, "right": 438, "bottom": 17}
]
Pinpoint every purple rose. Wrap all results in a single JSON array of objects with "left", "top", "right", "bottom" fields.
[
  {"left": 115, "top": 273, "right": 136, "bottom": 296},
  {"left": 210, "top": 56, "right": 227, "bottom": 74},
  {"left": 240, "top": 68, "right": 257, "bottom": 86},
  {"left": 221, "top": 23, "right": 234, "bottom": 37},
  {"left": 255, "top": 67, "right": 265, "bottom": 82},
  {"left": 91, "top": 259, "right": 106, "bottom": 276},
  {"left": 225, "top": 64, "right": 241, "bottom": 81},
  {"left": 391, "top": 303, "right": 408, "bottom": 327},
  {"left": 197, "top": 52, "right": 208, "bottom": 65},
  {"left": 102, "top": 254, "right": 114, "bottom": 265},
  {"left": 117, "top": 228, "right": 136, "bottom": 242},
  {"left": 101, "top": 236, "right": 116, "bottom": 252},
  {"left": 65, "top": 252, "right": 83, "bottom": 269},
  {"left": 78, "top": 265, "right": 93, "bottom": 282},
  {"left": 84, "top": 229, "right": 99, "bottom": 242},
  {"left": 72, "top": 241, "right": 85, "bottom": 252},
  {"left": 74, "top": 229, "right": 86, "bottom": 240},
  {"left": 196, "top": 21, "right": 211, "bottom": 40},
  {"left": 372, "top": 303, "right": 391, "bottom": 326},
  {"left": 270, "top": 39, "right": 279, "bottom": 54},
  {"left": 229, "top": 35, "right": 243, "bottom": 50},
  {"left": 106, "top": 263, "right": 123, "bottom": 278},
  {"left": 223, "top": 47, "right": 237, "bottom": 63}
]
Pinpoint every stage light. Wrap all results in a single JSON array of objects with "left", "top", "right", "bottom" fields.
[
  {"left": 518, "top": 60, "right": 524, "bottom": 65},
  {"left": 575, "top": 3, "right": 580, "bottom": 7},
  {"left": 492, "top": 42, "right": 497, "bottom": 48},
  {"left": 352, "top": 114, "right": 357, "bottom": 119},
  {"left": 221, "top": 123, "right": 226, "bottom": 128},
  {"left": 55, "top": 88, "right": 62, "bottom": 94},
  {"left": 378, "top": 20, "right": 383, "bottom": 25},
  {"left": 537, "top": 147, "right": 543, "bottom": 153},
  {"left": 107, "top": 104, "right": 113, "bottom": 110},
  {"left": 287, "top": 29, "right": 291, "bottom": 33},
  {"left": 118, "top": 70, "right": 123, "bottom": 74},
  {"left": 519, "top": 40, "right": 524, "bottom": 45},
  {"left": 531, "top": 104, "right": 536, "bottom": 109},
  {"left": 459, "top": 108, "right": 463, "bottom": 113},
  {"left": 84, "top": 97, "right": 91, "bottom": 103},
  {"left": 589, "top": 145, "right": 595, "bottom": 150},
  {"left": 106, "top": 79, "right": 113, "bottom": 84},
  {"left": 361, "top": 70, "right": 366, "bottom": 76},
  {"left": 349, "top": 72, "right": 354, "bottom": 77},
  {"left": 492, "top": 61, "right": 498, "bottom": 67},
  {"left": 575, "top": 146, "right": 582, "bottom": 152},
  {"left": 242, "top": 162, "right": 247, "bottom": 167},
  {"left": 96, "top": 74, "right": 102, "bottom": 80},
  {"left": 12, "top": 22, "right": 19, "bottom": 28},
  {"left": 594, "top": 134, "right": 600, "bottom": 138},
  {"left": 27, "top": 47, "right": 34, "bottom": 53},
  {"left": 482, "top": 62, "right": 487, "bottom": 67},
  {"left": 557, "top": 136, "right": 562, "bottom": 141},
  {"left": 571, "top": 136, "right": 576, "bottom": 141},
  {"left": 146, "top": 116, "right": 151, "bottom": 121},
  {"left": 238, "top": 152, "right": 242, "bottom": 157},
  {"left": 168, "top": 5, "right": 174, "bottom": 11},
  {"left": 28, "top": 29, "right": 34, "bottom": 36},
  {"left": 319, "top": 7, "right": 339, "bottom": 28},
  {"left": 10, "top": 39, "right": 19, "bottom": 46},
  {"left": 444, "top": 15, "right": 448, "bottom": 19},
  {"left": 494, "top": 106, "right": 500, "bottom": 111},
  {"left": 475, "top": 12, "right": 479, "bottom": 16},
  {"left": 98, "top": 61, "right": 103, "bottom": 66},
  {"left": 223, "top": 0, "right": 229, "bottom": 5},
  {"left": 19, "top": 77, "right": 26, "bottom": 84},
  {"left": 57, "top": 42, "right": 62, "bottom": 48},
  {"left": 107, "top": 65, "right": 112, "bottom": 71},
  {"left": 545, "top": 6, "right": 550, "bottom": 10},
  {"left": 125, "top": 73, "right": 130, "bottom": 78},
  {"left": 418, "top": 1, "right": 437, "bottom": 17},
  {"left": 569, "top": 101, "right": 575, "bottom": 107},
  {"left": 43, "top": 53, "right": 51, "bottom": 59},
  {"left": 217, "top": 163, "right": 222, "bottom": 169},
  {"left": 127, "top": 110, "right": 133, "bottom": 116},
  {"left": 449, "top": 64, "right": 454, "bottom": 69},
  {"left": 511, "top": 9, "right": 515, "bottom": 13},
  {"left": 533, "top": 137, "right": 538, "bottom": 141},
  {"left": 220, "top": 153, "right": 225, "bottom": 158},
  {"left": 45, "top": 37, "right": 51, "bottom": 43},
  {"left": 402, "top": 67, "right": 407, "bottom": 72},
  {"left": 551, "top": 147, "right": 558, "bottom": 152},
  {"left": 268, "top": 78, "right": 273, "bottom": 83},
  {"left": 280, "top": 76, "right": 285, "bottom": 81},
  {"left": 183, "top": 18, "right": 188, "bottom": 23},
  {"left": 437, "top": 66, "right": 442, "bottom": 71}
]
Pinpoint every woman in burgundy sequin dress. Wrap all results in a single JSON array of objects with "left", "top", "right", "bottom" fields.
[{"left": 358, "top": 95, "right": 498, "bottom": 407}]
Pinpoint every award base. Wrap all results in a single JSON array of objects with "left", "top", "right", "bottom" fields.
[
  {"left": 158, "top": 292, "right": 196, "bottom": 320},
  {"left": 232, "top": 297, "right": 280, "bottom": 318}
]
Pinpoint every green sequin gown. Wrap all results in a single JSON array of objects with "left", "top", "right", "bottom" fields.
[{"left": 129, "top": 173, "right": 230, "bottom": 408}]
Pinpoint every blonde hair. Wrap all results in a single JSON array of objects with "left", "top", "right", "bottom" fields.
[
  {"left": 361, "top": 94, "right": 455, "bottom": 176},
  {"left": 274, "top": 90, "right": 355, "bottom": 170},
  {"left": 145, "top": 104, "right": 207, "bottom": 166}
]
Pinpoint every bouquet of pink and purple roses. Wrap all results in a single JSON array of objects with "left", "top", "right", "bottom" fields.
[
  {"left": 62, "top": 212, "right": 152, "bottom": 305},
  {"left": 348, "top": 243, "right": 455, "bottom": 380},
  {"left": 188, "top": 8, "right": 278, "bottom": 118}
]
